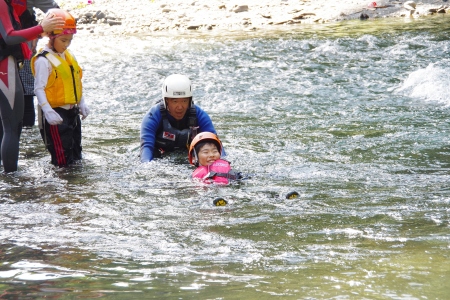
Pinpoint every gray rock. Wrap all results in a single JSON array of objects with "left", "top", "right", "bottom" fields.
[
  {"left": 187, "top": 24, "right": 200, "bottom": 30},
  {"left": 233, "top": 5, "right": 249, "bottom": 13},
  {"left": 108, "top": 20, "right": 122, "bottom": 26},
  {"left": 95, "top": 11, "right": 106, "bottom": 19}
]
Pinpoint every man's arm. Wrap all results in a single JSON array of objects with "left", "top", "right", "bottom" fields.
[
  {"left": 140, "top": 105, "right": 161, "bottom": 162},
  {"left": 195, "top": 105, "right": 226, "bottom": 156},
  {"left": 27, "top": 0, "right": 59, "bottom": 14},
  {"left": 195, "top": 105, "right": 217, "bottom": 133}
]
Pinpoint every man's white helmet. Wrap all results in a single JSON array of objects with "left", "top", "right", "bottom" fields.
[{"left": 161, "top": 74, "right": 193, "bottom": 107}]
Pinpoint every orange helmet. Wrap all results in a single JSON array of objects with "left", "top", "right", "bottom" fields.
[
  {"left": 188, "top": 132, "right": 222, "bottom": 165},
  {"left": 45, "top": 9, "right": 77, "bottom": 37}
]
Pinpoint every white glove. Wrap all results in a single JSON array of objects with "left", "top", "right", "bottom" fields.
[
  {"left": 41, "top": 103, "right": 63, "bottom": 125},
  {"left": 78, "top": 99, "right": 90, "bottom": 120}
]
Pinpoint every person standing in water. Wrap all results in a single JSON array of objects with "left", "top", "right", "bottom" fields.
[
  {"left": 31, "top": 8, "right": 90, "bottom": 167},
  {"left": 17, "top": 0, "right": 61, "bottom": 128},
  {"left": 0, "top": 0, "right": 63, "bottom": 172}
]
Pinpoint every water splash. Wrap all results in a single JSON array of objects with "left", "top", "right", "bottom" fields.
[{"left": 396, "top": 63, "right": 450, "bottom": 104}]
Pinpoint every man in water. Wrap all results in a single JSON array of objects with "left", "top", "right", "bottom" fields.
[{"left": 140, "top": 74, "right": 222, "bottom": 162}]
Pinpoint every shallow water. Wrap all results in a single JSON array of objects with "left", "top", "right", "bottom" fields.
[{"left": 1, "top": 15, "right": 450, "bottom": 299}]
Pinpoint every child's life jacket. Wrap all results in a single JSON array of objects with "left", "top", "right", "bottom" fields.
[{"left": 192, "top": 159, "right": 241, "bottom": 184}]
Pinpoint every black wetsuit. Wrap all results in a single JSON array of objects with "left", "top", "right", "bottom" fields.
[{"left": 0, "top": 0, "right": 43, "bottom": 172}]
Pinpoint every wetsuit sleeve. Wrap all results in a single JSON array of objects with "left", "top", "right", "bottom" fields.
[
  {"left": 27, "top": 0, "right": 59, "bottom": 13},
  {"left": 140, "top": 105, "right": 162, "bottom": 162},
  {"left": 195, "top": 105, "right": 217, "bottom": 133},
  {"left": 0, "top": 2, "right": 43, "bottom": 45},
  {"left": 195, "top": 105, "right": 226, "bottom": 156}
]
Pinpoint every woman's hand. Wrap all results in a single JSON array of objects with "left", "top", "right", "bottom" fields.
[{"left": 40, "top": 14, "right": 65, "bottom": 33}]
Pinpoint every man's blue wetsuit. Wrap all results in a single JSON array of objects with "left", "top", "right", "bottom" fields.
[{"left": 140, "top": 102, "right": 220, "bottom": 162}]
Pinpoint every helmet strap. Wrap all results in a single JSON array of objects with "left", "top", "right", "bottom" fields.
[
  {"left": 49, "top": 38, "right": 57, "bottom": 52},
  {"left": 193, "top": 150, "right": 199, "bottom": 167}
]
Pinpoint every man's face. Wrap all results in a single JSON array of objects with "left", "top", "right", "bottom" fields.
[{"left": 166, "top": 97, "right": 190, "bottom": 121}]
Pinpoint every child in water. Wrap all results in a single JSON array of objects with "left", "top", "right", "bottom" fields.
[
  {"left": 188, "top": 132, "right": 241, "bottom": 184},
  {"left": 31, "top": 9, "right": 89, "bottom": 167}
]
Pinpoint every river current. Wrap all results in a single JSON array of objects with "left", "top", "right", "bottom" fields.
[{"left": 1, "top": 15, "right": 449, "bottom": 299}]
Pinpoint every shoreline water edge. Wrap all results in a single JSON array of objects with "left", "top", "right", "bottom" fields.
[{"left": 40, "top": 0, "right": 450, "bottom": 36}]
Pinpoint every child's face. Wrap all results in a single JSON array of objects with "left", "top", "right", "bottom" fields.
[
  {"left": 52, "top": 34, "right": 73, "bottom": 53},
  {"left": 197, "top": 143, "right": 220, "bottom": 166}
]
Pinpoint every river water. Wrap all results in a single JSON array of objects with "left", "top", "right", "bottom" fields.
[{"left": 1, "top": 15, "right": 449, "bottom": 299}]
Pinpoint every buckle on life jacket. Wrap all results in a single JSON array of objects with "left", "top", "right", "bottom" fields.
[
  {"left": 204, "top": 171, "right": 238, "bottom": 181},
  {"left": 204, "top": 171, "right": 217, "bottom": 180}
]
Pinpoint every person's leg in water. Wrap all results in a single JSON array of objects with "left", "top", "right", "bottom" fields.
[
  {"left": 19, "top": 59, "right": 36, "bottom": 128},
  {"left": 0, "top": 57, "right": 24, "bottom": 172},
  {"left": 40, "top": 107, "right": 78, "bottom": 167},
  {"left": 23, "top": 95, "right": 35, "bottom": 127},
  {"left": 72, "top": 109, "right": 82, "bottom": 161}
]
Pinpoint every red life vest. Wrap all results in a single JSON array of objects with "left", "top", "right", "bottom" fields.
[
  {"left": 0, "top": 0, "right": 32, "bottom": 62},
  {"left": 10, "top": 0, "right": 27, "bottom": 17},
  {"left": 192, "top": 159, "right": 239, "bottom": 185}
]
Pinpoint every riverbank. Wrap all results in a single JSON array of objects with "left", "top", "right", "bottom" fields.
[{"left": 44, "top": 0, "right": 449, "bottom": 36}]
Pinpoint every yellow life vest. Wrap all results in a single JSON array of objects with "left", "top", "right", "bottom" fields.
[{"left": 31, "top": 49, "right": 83, "bottom": 108}]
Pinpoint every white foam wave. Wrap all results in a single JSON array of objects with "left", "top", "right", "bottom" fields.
[{"left": 396, "top": 63, "right": 450, "bottom": 104}]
